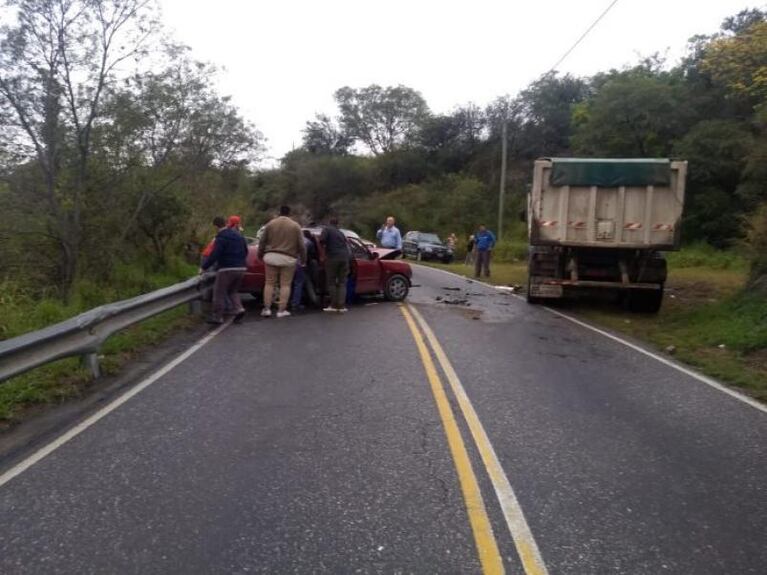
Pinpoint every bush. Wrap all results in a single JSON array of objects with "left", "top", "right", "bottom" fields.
[
  {"left": 492, "top": 239, "right": 528, "bottom": 263},
  {"left": 666, "top": 242, "right": 748, "bottom": 270}
]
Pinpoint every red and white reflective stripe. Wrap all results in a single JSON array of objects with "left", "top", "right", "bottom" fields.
[
  {"left": 624, "top": 222, "right": 643, "bottom": 230},
  {"left": 540, "top": 220, "right": 559, "bottom": 227},
  {"left": 653, "top": 223, "right": 674, "bottom": 231},
  {"left": 568, "top": 220, "right": 586, "bottom": 228}
]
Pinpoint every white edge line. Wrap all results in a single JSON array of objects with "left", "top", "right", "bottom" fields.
[
  {"left": 0, "top": 322, "right": 230, "bottom": 489},
  {"left": 414, "top": 263, "right": 767, "bottom": 415},
  {"left": 408, "top": 304, "right": 550, "bottom": 575}
]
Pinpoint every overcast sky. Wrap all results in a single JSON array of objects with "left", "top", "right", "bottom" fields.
[{"left": 159, "top": 0, "right": 760, "bottom": 163}]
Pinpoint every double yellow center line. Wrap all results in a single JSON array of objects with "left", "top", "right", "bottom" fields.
[{"left": 400, "top": 303, "right": 549, "bottom": 575}]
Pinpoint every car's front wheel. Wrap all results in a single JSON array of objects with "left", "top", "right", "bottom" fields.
[{"left": 384, "top": 274, "right": 409, "bottom": 301}]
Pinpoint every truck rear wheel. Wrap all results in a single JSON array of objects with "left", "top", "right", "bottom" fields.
[{"left": 627, "top": 286, "right": 663, "bottom": 313}]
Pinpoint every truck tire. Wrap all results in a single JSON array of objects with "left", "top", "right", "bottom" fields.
[
  {"left": 384, "top": 274, "right": 410, "bottom": 301},
  {"left": 628, "top": 286, "right": 663, "bottom": 313}
]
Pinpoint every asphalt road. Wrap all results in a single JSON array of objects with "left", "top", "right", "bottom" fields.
[{"left": 0, "top": 264, "right": 765, "bottom": 574}]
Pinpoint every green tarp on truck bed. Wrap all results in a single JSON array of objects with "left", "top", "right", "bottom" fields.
[{"left": 549, "top": 158, "right": 672, "bottom": 187}]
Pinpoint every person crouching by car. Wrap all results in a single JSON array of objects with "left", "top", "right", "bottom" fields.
[
  {"left": 258, "top": 205, "right": 306, "bottom": 318},
  {"left": 320, "top": 217, "right": 351, "bottom": 313},
  {"left": 200, "top": 216, "right": 248, "bottom": 324}
]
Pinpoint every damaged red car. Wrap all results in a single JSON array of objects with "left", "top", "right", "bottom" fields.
[{"left": 240, "top": 227, "right": 412, "bottom": 305}]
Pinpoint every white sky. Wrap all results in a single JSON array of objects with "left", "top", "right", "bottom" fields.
[{"left": 159, "top": 0, "right": 760, "bottom": 164}]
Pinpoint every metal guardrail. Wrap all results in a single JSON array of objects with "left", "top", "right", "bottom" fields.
[{"left": 0, "top": 274, "right": 215, "bottom": 383}]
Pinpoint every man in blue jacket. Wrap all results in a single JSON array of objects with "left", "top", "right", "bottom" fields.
[
  {"left": 474, "top": 224, "right": 496, "bottom": 278},
  {"left": 200, "top": 215, "right": 249, "bottom": 324}
]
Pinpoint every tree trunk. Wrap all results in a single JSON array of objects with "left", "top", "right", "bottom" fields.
[{"left": 59, "top": 237, "right": 79, "bottom": 303}]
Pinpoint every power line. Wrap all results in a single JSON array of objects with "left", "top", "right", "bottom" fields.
[{"left": 547, "top": 0, "right": 621, "bottom": 74}]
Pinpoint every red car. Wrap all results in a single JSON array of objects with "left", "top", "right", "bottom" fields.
[{"left": 240, "top": 227, "right": 412, "bottom": 304}]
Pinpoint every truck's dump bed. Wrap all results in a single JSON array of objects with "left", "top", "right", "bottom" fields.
[{"left": 529, "top": 158, "right": 687, "bottom": 250}]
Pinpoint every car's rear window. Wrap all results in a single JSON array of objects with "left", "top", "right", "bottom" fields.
[{"left": 420, "top": 233, "right": 441, "bottom": 243}]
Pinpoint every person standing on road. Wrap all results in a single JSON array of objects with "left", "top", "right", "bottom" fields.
[
  {"left": 474, "top": 225, "right": 496, "bottom": 278},
  {"left": 201, "top": 216, "right": 226, "bottom": 268},
  {"left": 257, "top": 205, "right": 306, "bottom": 318},
  {"left": 465, "top": 234, "right": 476, "bottom": 266},
  {"left": 200, "top": 216, "right": 248, "bottom": 325},
  {"left": 320, "top": 217, "right": 351, "bottom": 313},
  {"left": 376, "top": 216, "right": 402, "bottom": 250}
]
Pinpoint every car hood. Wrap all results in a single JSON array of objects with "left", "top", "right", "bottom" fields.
[
  {"left": 371, "top": 247, "right": 402, "bottom": 260},
  {"left": 419, "top": 242, "right": 448, "bottom": 250}
]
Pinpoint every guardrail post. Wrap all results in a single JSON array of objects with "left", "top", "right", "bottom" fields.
[
  {"left": 188, "top": 299, "right": 203, "bottom": 315},
  {"left": 81, "top": 353, "right": 101, "bottom": 379}
]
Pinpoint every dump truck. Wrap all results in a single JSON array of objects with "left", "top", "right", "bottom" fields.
[{"left": 526, "top": 158, "right": 688, "bottom": 312}]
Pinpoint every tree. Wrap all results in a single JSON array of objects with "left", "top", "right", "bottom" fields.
[
  {"left": 673, "top": 119, "right": 754, "bottom": 246},
  {"left": 0, "top": 0, "right": 157, "bottom": 297},
  {"left": 334, "top": 84, "right": 429, "bottom": 155},
  {"left": 515, "top": 73, "right": 589, "bottom": 157},
  {"left": 82, "top": 45, "right": 263, "bottom": 267},
  {"left": 702, "top": 17, "right": 767, "bottom": 111},
  {"left": 418, "top": 103, "right": 486, "bottom": 172},
  {"left": 302, "top": 113, "right": 352, "bottom": 155},
  {"left": 572, "top": 71, "right": 683, "bottom": 157}
]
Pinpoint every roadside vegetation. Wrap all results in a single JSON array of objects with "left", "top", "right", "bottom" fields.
[
  {"left": 0, "top": 259, "right": 200, "bottom": 423},
  {"left": 423, "top": 245, "right": 766, "bottom": 402}
]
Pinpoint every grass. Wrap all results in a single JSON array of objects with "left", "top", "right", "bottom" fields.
[
  {"left": 0, "top": 259, "right": 200, "bottom": 424},
  {"left": 425, "top": 259, "right": 528, "bottom": 287},
  {"left": 421, "top": 251, "right": 766, "bottom": 402}
]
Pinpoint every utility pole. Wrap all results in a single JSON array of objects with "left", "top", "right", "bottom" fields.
[{"left": 498, "top": 118, "right": 508, "bottom": 241}]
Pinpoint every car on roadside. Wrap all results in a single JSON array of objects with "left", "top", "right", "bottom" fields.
[
  {"left": 240, "top": 227, "right": 412, "bottom": 304},
  {"left": 402, "top": 231, "right": 454, "bottom": 263}
]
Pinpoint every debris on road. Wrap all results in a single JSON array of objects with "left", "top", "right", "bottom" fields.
[
  {"left": 439, "top": 297, "right": 470, "bottom": 306},
  {"left": 442, "top": 287, "right": 461, "bottom": 291}
]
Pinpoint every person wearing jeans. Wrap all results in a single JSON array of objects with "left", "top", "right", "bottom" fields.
[
  {"left": 257, "top": 206, "right": 307, "bottom": 318},
  {"left": 474, "top": 224, "right": 496, "bottom": 278}
]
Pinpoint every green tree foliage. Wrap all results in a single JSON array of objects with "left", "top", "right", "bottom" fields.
[
  {"left": 302, "top": 114, "right": 352, "bottom": 155},
  {"left": 673, "top": 120, "right": 754, "bottom": 246},
  {"left": 572, "top": 70, "right": 684, "bottom": 157},
  {"left": 702, "top": 18, "right": 767, "bottom": 110},
  {"left": 335, "top": 84, "right": 430, "bottom": 155},
  {"left": 0, "top": 2, "right": 262, "bottom": 299},
  {"left": 0, "top": 0, "right": 159, "bottom": 296},
  {"left": 515, "top": 73, "right": 589, "bottom": 157}
]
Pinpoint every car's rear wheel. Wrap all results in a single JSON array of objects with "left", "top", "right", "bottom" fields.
[{"left": 384, "top": 274, "right": 409, "bottom": 301}]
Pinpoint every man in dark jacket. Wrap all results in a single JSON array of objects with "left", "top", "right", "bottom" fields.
[
  {"left": 200, "top": 216, "right": 249, "bottom": 324},
  {"left": 320, "top": 217, "right": 351, "bottom": 313}
]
